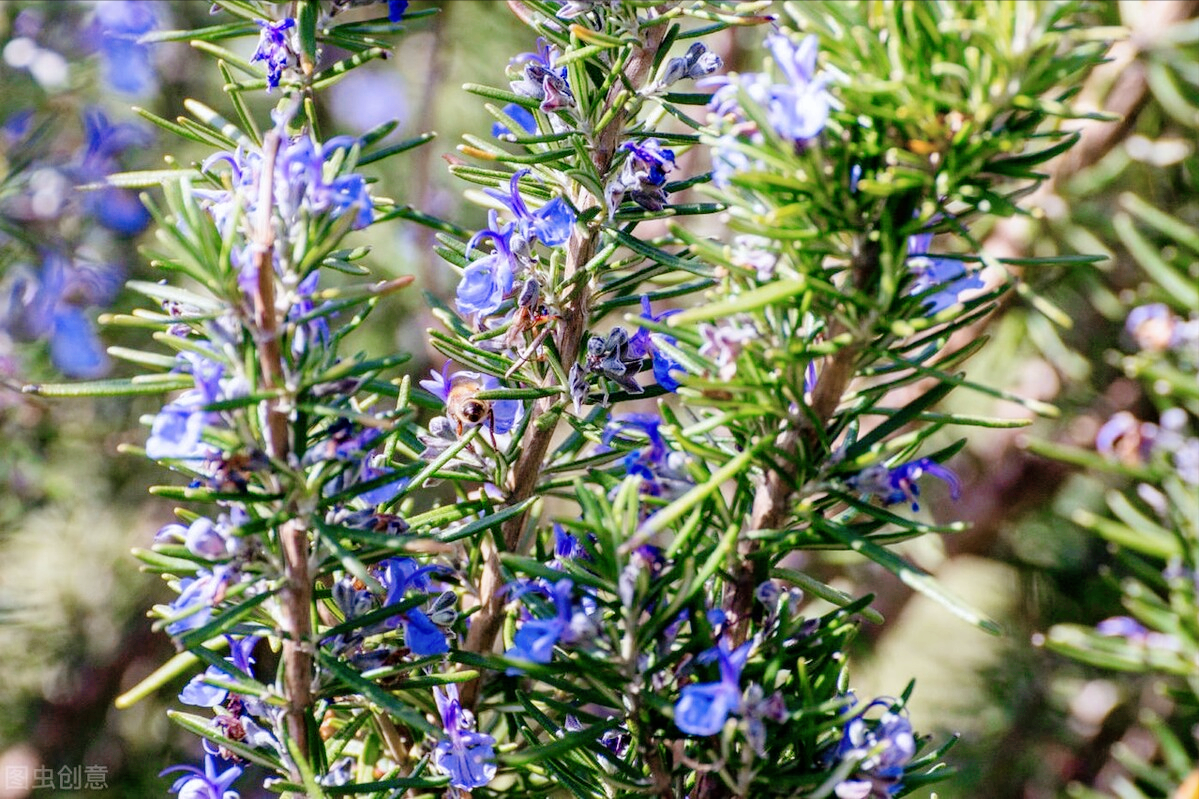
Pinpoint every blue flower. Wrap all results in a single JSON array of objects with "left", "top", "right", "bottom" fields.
[
  {"left": 607, "top": 139, "right": 677, "bottom": 213},
  {"left": 251, "top": 18, "right": 297, "bottom": 92},
  {"left": 179, "top": 634, "right": 261, "bottom": 708},
  {"left": 88, "top": 1, "right": 158, "bottom": 97},
  {"left": 674, "top": 639, "right": 751, "bottom": 736},
  {"left": 164, "top": 566, "right": 234, "bottom": 637},
  {"left": 389, "top": 0, "right": 409, "bottom": 21},
  {"left": 433, "top": 684, "right": 497, "bottom": 790},
  {"left": 906, "top": 233, "right": 984, "bottom": 314},
  {"left": 505, "top": 578, "right": 578, "bottom": 672},
  {"left": 161, "top": 752, "right": 243, "bottom": 799},
  {"left": 829, "top": 699, "right": 916, "bottom": 799},
  {"left": 289, "top": 271, "right": 331, "bottom": 357},
  {"left": 455, "top": 214, "right": 520, "bottom": 318},
  {"left": 602, "top": 413, "right": 692, "bottom": 498},
  {"left": 851, "top": 458, "right": 962, "bottom": 512},
  {"left": 763, "top": 33, "right": 831, "bottom": 144},
  {"left": 380, "top": 557, "right": 450, "bottom": 657},
  {"left": 627, "top": 295, "right": 685, "bottom": 392},
  {"left": 492, "top": 103, "right": 537, "bottom": 140},
  {"left": 484, "top": 169, "right": 575, "bottom": 248},
  {"left": 145, "top": 390, "right": 212, "bottom": 461},
  {"left": 420, "top": 362, "right": 522, "bottom": 435}
]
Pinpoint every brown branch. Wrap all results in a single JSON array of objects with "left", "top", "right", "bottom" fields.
[
  {"left": 252, "top": 130, "right": 313, "bottom": 773},
  {"left": 459, "top": 3, "right": 676, "bottom": 709}
]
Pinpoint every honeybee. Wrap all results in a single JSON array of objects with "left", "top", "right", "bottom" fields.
[{"left": 446, "top": 377, "right": 494, "bottom": 437}]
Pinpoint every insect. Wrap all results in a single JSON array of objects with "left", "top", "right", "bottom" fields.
[
  {"left": 207, "top": 449, "right": 269, "bottom": 492},
  {"left": 505, "top": 278, "right": 560, "bottom": 377},
  {"left": 446, "top": 377, "right": 494, "bottom": 437}
]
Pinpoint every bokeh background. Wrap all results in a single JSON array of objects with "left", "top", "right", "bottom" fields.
[{"left": 1, "top": 2, "right": 1196, "bottom": 797}]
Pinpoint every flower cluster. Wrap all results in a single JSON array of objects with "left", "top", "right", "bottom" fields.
[
  {"left": 453, "top": 170, "right": 574, "bottom": 321},
  {"left": 827, "top": 699, "right": 917, "bottom": 799},
  {"left": 705, "top": 33, "right": 833, "bottom": 186},
  {"left": 602, "top": 414, "right": 692, "bottom": 499},
  {"left": 509, "top": 38, "right": 574, "bottom": 114}
]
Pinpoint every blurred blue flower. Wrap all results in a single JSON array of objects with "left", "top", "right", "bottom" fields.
[
  {"left": 830, "top": 699, "right": 916, "bottom": 799},
  {"left": 906, "top": 233, "right": 983, "bottom": 313},
  {"left": 492, "top": 103, "right": 537, "bottom": 140},
  {"left": 433, "top": 684, "right": 497, "bottom": 790},
  {"left": 4, "top": 255, "right": 120, "bottom": 378},
  {"left": 251, "top": 18, "right": 296, "bottom": 92},
  {"left": 88, "top": 1, "right": 158, "bottom": 97},
  {"left": 389, "top": 0, "right": 409, "bottom": 21},
  {"left": 763, "top": 33, "right": 831, "bottom": 144},
  {"left": 674, "top": 639, "right": 751, "bottom": 736},
  {"left": 161, "top": 752, "right": 243, "bottom": 799},
  {"left": 76, "top": 107, "right": 153, "bottom": 235}
]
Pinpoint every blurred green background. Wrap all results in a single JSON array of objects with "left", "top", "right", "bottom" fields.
[{"left": 1, "top": 2, "right": 1196, "bottom": 797}]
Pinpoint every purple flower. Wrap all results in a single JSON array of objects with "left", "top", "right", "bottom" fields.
[
  {"left": 88, "top": 1, "right": 158, "bottom": 97},
  {"left": 250, "top": 18, "right": 296, "bottom": 92},
  {"left": 433, "top": 684, "right": 497, "bottom": 790},
  {"left": 165, "top": 566, "right": 235, "bottom": 637},
  {"left": 161, "top": 752, "right": 243, "bottom": 799},
  {"left": 830, "top": 699, "right": 916, "bottom": 799},
  {"left": 906, "top": 234, "right": 983, "bottom": 313},
  {"left": 484, "top": 169, "right": 575, "bottom": 248},
  {"left": 1126, "top": 304, "right": 1180, "bottom": 353},
  {"left": 674, "top": 639, "right": 751, "bottom": 736},
  {"left": 420, "top": 363, "right": 521, "bottom": 435},
  {"left": 492, "top": 103, "right": 537, "bottom": 140},
  {"left": 1095, "top": 411, "right": 1156, "bottom": 466},
  {"left": 658, "top": 42, "right": 723, "bottom": 88},
  {"left": 763, "top": 33, "right": 831, "bottom": 144},
  {"left": 289, "top": 271, "right": 331, "bottom": 357},
  {"left": 510, "top": 38, "right": 573, "bottom": 112},
  {"left": 602, "top": 413, "right": 692, "bottom": 498},
  {"left": 627, "top": 295, "right": 685, "bottom": 392},
  {"left": 698, "top": 318, "right": 757, "bottom": 380},
  {"left": 851, "top": 458, "right": 962, "bottom": 512},
  {"left": 607, "top": 139, "right": 677, "bottom": 213}
]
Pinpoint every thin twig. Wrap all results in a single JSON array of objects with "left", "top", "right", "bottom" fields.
[
  {"left": 459, "top": 4, "right": 675, "bottom": 709},
  {"left": 252, "top": 130, "right": 314, "bottom": 773}
]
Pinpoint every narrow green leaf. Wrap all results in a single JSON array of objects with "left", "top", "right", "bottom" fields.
[
  {"left": 23, "top": 376, "right": 194, "bottom": 398},
  {"left": 817, "top": 521, "right": 1002, "bottom": 635},
  {"left": 315, "top": 652, "right": 436, "bottom": 734}
]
